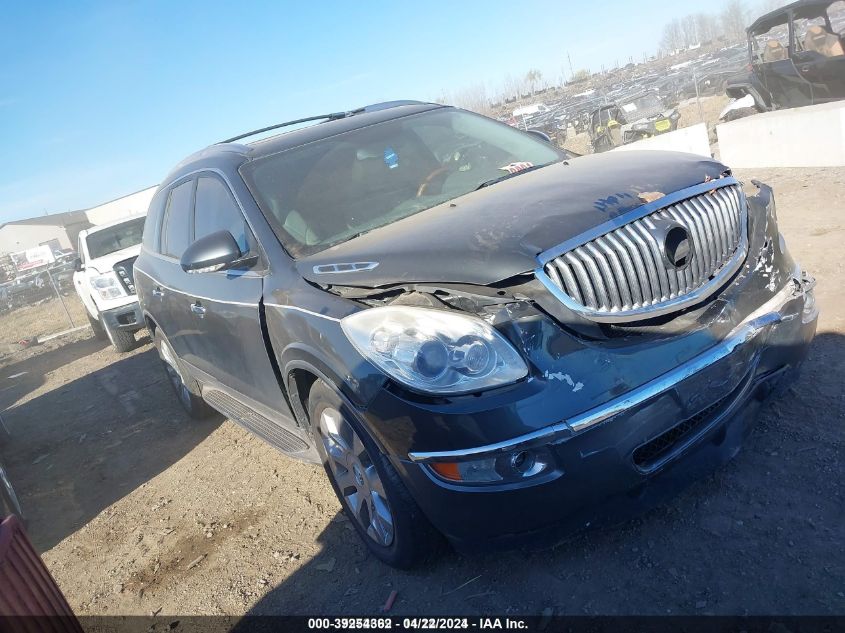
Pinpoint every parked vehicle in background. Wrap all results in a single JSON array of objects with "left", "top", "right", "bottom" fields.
[
  {"left": 3, "top": 271, "right": 53, "bottom": 309},
  {"left": 73, "top": 215, "right": 146, "bottom": 352},
  {"left": 136, "top": 101, "right": 816, "bottom": 568},
  {"left": 722, "top": 0, "right": 845, "bottom": 119},
  {"left": 589, "top": 93, "right": 680, "bottom": 152},
  {"left": 0, "top": 457, "right": 82, "bottom": 628},
  {"left": 49, "top": 250, "right": 78, "bottom": 291}
]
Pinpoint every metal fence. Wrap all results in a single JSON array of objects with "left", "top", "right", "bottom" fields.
[{"left": 0, "top": 266, "right": 90, "bottom": 355}]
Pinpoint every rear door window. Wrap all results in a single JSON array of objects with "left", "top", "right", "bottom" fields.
[
  {"left": 161, "top": 180, "right": 194, "bottom": 258},
  {"left": 194, "top": 175, "right": 252, "bottom": 253}
]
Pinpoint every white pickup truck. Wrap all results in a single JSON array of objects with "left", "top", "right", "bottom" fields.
[{"left": 73, "top": 215, "right": 146, "bottom": 352}]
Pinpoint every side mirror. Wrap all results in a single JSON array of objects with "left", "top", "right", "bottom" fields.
[
  {"left": 180, "top": 230, "right": 243, "bottom": 273},
  {"left": 525, "top": 129, "right": 553, "bottom": 144},
  {"left": 73, "top": 257, "right": 83, "bottom": 272}
]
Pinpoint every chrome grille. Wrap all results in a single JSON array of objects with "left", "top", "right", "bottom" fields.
[
  {"left": 113, "top": 256, "right": 137, "bottom": 296},
  {"left": 541, "top": 184, "right": 747, "bottom": 322}
]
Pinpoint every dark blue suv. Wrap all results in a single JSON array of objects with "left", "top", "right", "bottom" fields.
[{"left": 135, "top": 101, "right": 817, "bottom": 567}]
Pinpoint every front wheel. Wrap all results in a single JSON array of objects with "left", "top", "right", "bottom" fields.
[
  {"left": 104, "top": 320, "right": 136, "bottom": 353},
  {"left": 308, "top": 380, "right": 443, "bottom": 568},
  {"left": 87, "top": 310, "right": 108, "bottom": 341}
]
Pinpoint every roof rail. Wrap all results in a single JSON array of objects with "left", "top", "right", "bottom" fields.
[
  {"left": 217, "top": 101, "right": 430, "bottom": 145},
  {"left": 218, "top": 109, "right": 365, "bottom": 144}
]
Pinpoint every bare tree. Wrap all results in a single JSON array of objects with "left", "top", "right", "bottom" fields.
[
  {"left": 694, "top": 13, "right": 719, "bottom": 43},
  {"left": 434, "top": 84, "right": 491, "bottom": 114},
  {"left": 721, "top": 0, "right": 748, "bottom": 41},
  {"left": 681, "top": 14, "right": 699, "bottom": 47},
  {"left": 570, "top": 68, "right": 591, "bottom": 83},
  {"left": 661, "top": 18, "right": 684, "bottom": 52},
  {"left": 757, "top": 0, "right": 783, "bottom": 14},
  {"left": 525, "top": 69, "right": 543, "bottom": 94},
  {"left": 499, "top": 73, "right": 523, "bottom": 102}
]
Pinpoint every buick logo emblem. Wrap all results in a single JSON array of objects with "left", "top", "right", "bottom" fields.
[{"left": 664, "top": 226, "right": 692, "bottom": 269}]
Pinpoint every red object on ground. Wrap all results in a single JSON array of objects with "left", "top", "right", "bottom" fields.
[
  {"left": 0, "top": 515, "right": 83, "bottom": 631},
  {"left": 382, "top": 589, "right": 398, "bottom": 612}
]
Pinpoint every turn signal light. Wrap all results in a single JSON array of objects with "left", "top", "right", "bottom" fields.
[
  {"left": 430, "top": 462, "right": 462, "bottom": 481},
  {"left": 428, "top": 448, "right": 553, "bottom": 485}
]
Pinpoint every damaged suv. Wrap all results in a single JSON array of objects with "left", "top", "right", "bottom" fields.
[{"left": 135, "top": 101, "right": 817, "bottom": 568}]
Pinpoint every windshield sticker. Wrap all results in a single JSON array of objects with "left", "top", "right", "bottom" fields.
[
  {"left": 383, "top": 147, "right": 399, "bottom": 169},
  {"left": 499, "top": 161, "right": 534, "bottom": 174}
]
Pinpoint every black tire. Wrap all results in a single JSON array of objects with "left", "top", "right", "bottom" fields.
[
  {"left": 153, "top": 330, "right": 214, "bottom": 420},
  {"left": 87, "top": 310, "right": 108, "bottom": 341},
  {"left": 105, "top": 322, "right": 136, "bottom": 353},
  {"left": 307, "top": 379, "right": 443, "bottom": 568}
]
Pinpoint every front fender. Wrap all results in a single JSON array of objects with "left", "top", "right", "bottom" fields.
[{"left": 263, "top": 304, "right": 387, "bottom": 409}]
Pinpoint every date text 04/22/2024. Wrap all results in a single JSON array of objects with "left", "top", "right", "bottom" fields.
[{"left": 306, "top": 617, "right": 528, "bottom": 630}]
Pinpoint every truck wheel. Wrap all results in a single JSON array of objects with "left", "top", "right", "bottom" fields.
[
  {"left": 87, "top": 311, "right": 108, "bottom": 341},
  {"left": 153, "top": 330, "right": 214, "bottom": 420},
  {"left": 104, "top": 321, "right": 136, "bottom": 353},
  {"left": 308, "top": 379, "right": 443, "bottom": 568}
]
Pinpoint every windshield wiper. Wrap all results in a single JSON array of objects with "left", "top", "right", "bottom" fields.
[{"left": 474, "top": 163, "right": 550, "bottom": 191}]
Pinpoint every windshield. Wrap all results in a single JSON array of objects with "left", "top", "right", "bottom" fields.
[
  {"left": 85, "top": 217, "right": 146, "bottom": 259},
  {"left": 621, "top": 94, "right": 663, "bottom": 115},
  {"left": 240, "top": 108, "right": 564, "bottom": 257}
]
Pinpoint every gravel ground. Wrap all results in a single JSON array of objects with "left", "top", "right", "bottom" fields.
[
  {"left": 0, "top": 168, "right": 842, "bottom": 617},
  {"left": 0, "top": 291, "right": 88, "bottom": 348}
]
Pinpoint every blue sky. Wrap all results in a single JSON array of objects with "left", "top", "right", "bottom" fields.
[{"left": 1, "top": 0, "right": 735, "bottom": 223}]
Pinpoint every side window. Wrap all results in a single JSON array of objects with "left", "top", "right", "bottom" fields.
[
  {"left": 194, "top": 175, "right": 252, "bottom": 253},
  {"left": 161, "top": 180, "right": 194, "bottom": 258},
  {"left": 142, "top": 189, "right": 167, "bottom": 252}
]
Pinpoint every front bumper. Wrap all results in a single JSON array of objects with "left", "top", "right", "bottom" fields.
[
  {"left": 99, "top": 300, "right": 144, "bottom": 332},
  {"left": 391, "top": 273, "right": 817, "bottom": 551}
]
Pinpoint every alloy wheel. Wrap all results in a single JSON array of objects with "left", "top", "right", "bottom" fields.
[{"left": 318, "top": 407, "right": 395, "bottom": 547}]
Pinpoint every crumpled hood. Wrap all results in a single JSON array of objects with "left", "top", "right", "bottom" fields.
[{"left": 298, "top": 151, "right": 728, "bottom": 288}]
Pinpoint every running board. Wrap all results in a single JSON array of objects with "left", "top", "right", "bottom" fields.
[{"left": 203, "top": 388, "right": 310, "bottom": 455}]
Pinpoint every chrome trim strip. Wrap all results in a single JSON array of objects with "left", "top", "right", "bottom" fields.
[
  {"left": 312, "top": 262, "right": 379, "bottom": 274},
  {"left": 536, "top": 181, "right": 749, "bottom": 323},
  {"left": 134, "top": 269, "right": 341, "bottom": 321},
  {"left": 133, "top": 268, "right": 259, "bottom": 307},
  {"left": 566, "top": 311, "right": 779, "bottom": 433},
  {"left": 407, "top": 278, "right": 802, "bottom": 464},
  {"left": 262, "top": 303, "right": 342, "bottom": 322}
]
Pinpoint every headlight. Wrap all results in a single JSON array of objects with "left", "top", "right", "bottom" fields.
[
  {"left": 90, "top": 272, "right": 127, "bottom": 300},
  {"left": 341, "top": 306, "right": 528, "bottom": 394}
]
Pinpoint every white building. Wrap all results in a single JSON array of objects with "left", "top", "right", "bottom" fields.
[
  {"left": 84, "top": 185, "right": 157, "bottom": 226},
  {"left": 0, "top": 185, "right": 157, "bottom": 257}
]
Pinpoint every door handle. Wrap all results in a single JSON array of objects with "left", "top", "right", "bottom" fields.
[
  {"left": 152, "top": 287, "right": 165, "bottom": 298},
  {"left": 190, "top": 302, "right": 207, "bottom": 317},
  {"left": 799, "top": 64, "right": 811, "bottom": 73}
]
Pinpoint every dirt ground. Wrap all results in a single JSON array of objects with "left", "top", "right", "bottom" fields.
[
  {"left": 0, "top": 167, "right": 843, "bottom": 617},
  {"left": 0, "top": 292, "right": 88, "bottom": 349}
]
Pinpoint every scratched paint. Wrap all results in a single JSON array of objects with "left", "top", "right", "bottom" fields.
[{"left": 544, "top": 370, "right": 584, "bottom": 392}]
